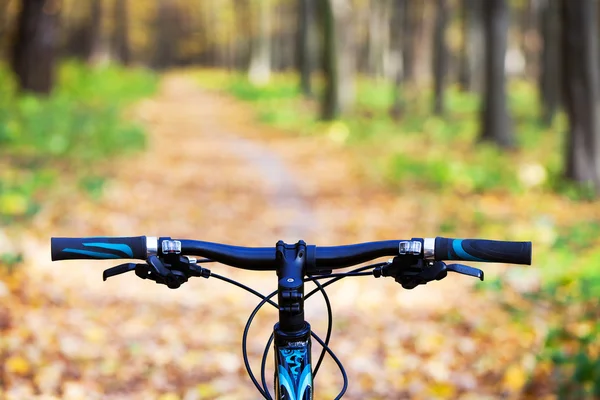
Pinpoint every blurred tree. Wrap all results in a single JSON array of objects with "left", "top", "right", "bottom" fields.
[
  {"left": 432, "top": 0, "right": 448, "bottom": 115},
  {"left": 248, "top": 0, "right": 272, "bottom": 85},
  {"left": 11, "top": 0, "right": 59, "bottom": 94},
  {"left": 335, "top": 0, "right": 356, "bottom": 114},
  {"left": 518, "top": 0, "right": 540, "bottom": 80},
  {"left": 273, "top": 0, "right": 295, "bottom": 71},
  {"left": 297, "top": 0, "right": 314, "bottom": 97},
  {"left": 113, "top": 0, "right": 130, "bottom": 64},
  {"left": 402, "top": 0, "right": 416, "bottom": 85},
  {"left": 198, "top": 1, "right": 218, "bottom": 66},
  {"left": 413, "top": 1, "right": 432, "bottom": 84},
  {"left": 389, "top": 0, "right": 403, "bottom": 118},
  {"left": 63, "top": 0, "right": 102, "bottom": 62},
  {"left": 458, "top": 0, "right": 483, "bottom": 92},
  {"left": 480, "top": 0, "right": 513, "bottom": 147},
  {"left": 391, "top": 0, "right": 414, "bottom": 118},
  {"left": 233, "top": 0, "right": 251, "bottom": 70},
  {"left": 88, "top": 0, "right": 102, "bottom": 62},
  {"left": 539, "top": 0, "right": 561, "bottom": 125},
  {"left": 152, "top": 0, "right": 182, "bottom": 69},
  {"left": 0, "top": 0, "right": 11, "bottom": 58},
  {"left": 367, "top": 0, "right": 388, "bottom": 78},
  {"left": 562, "top": 0, "right": 600, "bottom": 190},
  {"left": 320, "top": 0, "right": 355, "bottom": 120},
  {"left": 321, "top": 0, "right": 338, "bottom": 120}
]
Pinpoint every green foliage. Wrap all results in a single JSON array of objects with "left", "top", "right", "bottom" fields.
[
  {"left": 537, "top": 282, "right": 600, "bottom": 398},
  {"left": 387, "top": 143, "right": 521, "bottom": 194},
  {"left": 0, "top": 61, "right": 154, "bottom": 161},
  {"left": 227, "top": 75, "right": 299, "bottom": 102},
  {"left": 0, "top": 251, "right": 24, "bottom": 274},
  {"left": 200, "top": 73, "right": 562, "bottom": 197},
  {"left": 79, "top": 175, "right": 107, "bottom": 200},
  {"left": 502, "top": 219, "right": 600, "bottom": 397},
  {"left": 0, "top": 61, "right": 157, "bottom": 223}
]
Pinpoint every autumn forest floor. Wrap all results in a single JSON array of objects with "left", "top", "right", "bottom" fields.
[{"left": 1, "top": 74, "right": 553, "bottom": 399}]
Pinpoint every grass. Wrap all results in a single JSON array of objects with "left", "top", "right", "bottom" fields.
[{"left": 0, "top": 60, "right": 157, "bottom": 224}]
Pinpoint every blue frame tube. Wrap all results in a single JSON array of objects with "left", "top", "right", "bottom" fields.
[{"left": 274, "top": 323, "right": 313, "bottom": 400}]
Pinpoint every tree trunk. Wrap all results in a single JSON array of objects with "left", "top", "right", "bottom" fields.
[
  {"left": 519, "top": 0, "right": 540, "bottom": 80},
  {"left": 390, "top": 0, "right": 403, "bottom": 118},
  {"left": 458, "top": 0, "right": 484, "bottom": 92},
  {"left": 320, "top": 0, "right": 338, "bottom": 120},
  {"left": 113, "top": 0, "right": 130, "bottom": 64},
  {"left": 392, "top": 0, "right": 415, "bottom": 117},
  {"left": 248, "top": 0, "right": 271, "bottom": 86},
  {"left": 562, "top": 0, "right": 600, "bottom": 189},
  {"left": 11, "top": 0, "right": 59, "bottom": 94},
  {"left": 458, "top": 0, "right": 469, "bottom": 90},
  {"left": 297, "top": 0, "right": 314, "bottom": 96},
  {"left": 432, "top": 0, "right": 448, "bottom": 115},
  {"left": 0, "top": 0, "right": 13, "bottom": 58},
  {"left": 539, "top": 0, "right": 561, "bottom": 125},
  {"left": 402, "top": 0, "right": 415, "bottom": 84},
  {"left": 233, "top": 0, "right": 252, "bottom": 71},
  {"left": 274, "top": 1, "right": 294, "bottom": 71},
  {"left": 335, "top": 0, "right": 355, "bottom": 114},
  {"left": 63, "top": 0, "right": 102, "bottom": 62},
  {"left": 367, "top": 0, "right": 386, "bottom": 78},
  {"left": 153, "top": 0, "right": 176, "bottom": 69},
  {"left": 88, "top": 0, "right": 102, "bottom": 62},
  {"left": 480, "top": 0, "right": 513, "bottom": 147},
  {"left": 413, "top": 1, "right": 432, "bottom": 84}
]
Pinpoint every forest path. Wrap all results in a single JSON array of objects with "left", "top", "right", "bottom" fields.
[{"left": 6, "top": 74, "right": 538, "bottom": 400}]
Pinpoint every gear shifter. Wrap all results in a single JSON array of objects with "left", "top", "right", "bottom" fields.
[
  {"left": 373, "top": 258, "right": 484, "bottom": 289},
  {"left": 102, "top": 255, "right": 211, "bottom": 289}
]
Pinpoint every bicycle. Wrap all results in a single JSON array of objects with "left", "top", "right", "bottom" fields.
[{"left": 51, "top": 235, "right": 532, "bottom": 399}]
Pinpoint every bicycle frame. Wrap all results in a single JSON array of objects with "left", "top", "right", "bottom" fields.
[{"left": 274, "top": 323, "right": 313, "bottom": 399}]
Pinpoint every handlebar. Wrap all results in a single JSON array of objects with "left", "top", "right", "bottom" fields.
[
  {"left": 434, "top": 237, "right": 531, "bottom": 265},
  {"left": 51, "top": 236, "right": 149, "bottom": 260},
  {"left": 51, "top": 236, "right": 532, "bottom": 269}
]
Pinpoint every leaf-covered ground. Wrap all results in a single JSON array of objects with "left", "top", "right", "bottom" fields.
[{"left": 1, "top": 74, "right": 553, "bottom": 399}]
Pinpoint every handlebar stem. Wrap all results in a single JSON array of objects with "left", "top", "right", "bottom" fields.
[{"left": 276, "top": 240, "right": 308, "bottom": 332}]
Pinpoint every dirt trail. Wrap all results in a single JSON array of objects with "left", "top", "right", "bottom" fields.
[{"left": 6, "top": 75, "right": 539, "bottom": 400}]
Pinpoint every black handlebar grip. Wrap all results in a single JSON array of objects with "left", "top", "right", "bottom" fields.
[
  {"left": 51, "top": 236, "right": 148, "bottom": 261},
  {"left": 434, "top": 237, "right": 532, "bottom": 265}
]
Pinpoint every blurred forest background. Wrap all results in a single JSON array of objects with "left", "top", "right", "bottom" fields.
[{"left": 1, "top": 0, "right": 600, "bottom": 399}]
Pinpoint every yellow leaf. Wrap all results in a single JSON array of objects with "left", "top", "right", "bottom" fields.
[
  {"left": 6, "top": 355, "right": 30, "bottom": 375},
  {"left": 84, "top": 327, "right": 106, "bottom": 344},
  {"left": 325, "top": 121, "right": 350, "bottom": 144},
  {"left": 0, "top": 193, "right": 28, "bottom": 216},
  {"left": 571, "top": 321, "right": 594, "bottom": 338},
  {"left": 157, "top": 393, "right": 180, "bottom": 400},
  {"left": 427, "top": 382, "right": 456, "bottom": 398},
  {"left": 502, "top": 364, "right": 527, "bottom": 392},
  {"left": 197, "top": 383, "right": 219, "bottom": 398}
]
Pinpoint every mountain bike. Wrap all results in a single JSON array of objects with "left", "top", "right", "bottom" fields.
[{"left": 51, "top": 235, "right": 532, "bottom": 399}]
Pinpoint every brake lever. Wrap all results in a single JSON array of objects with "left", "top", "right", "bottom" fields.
[
  {"left": 446, "top": 263, "right": 484, "bottom": 281},
  {"left": 102, "top": 256, "right": 170, "bottom": 282},
  {"left": 103, "top": 263, "right": 137, "bottom": 281}
]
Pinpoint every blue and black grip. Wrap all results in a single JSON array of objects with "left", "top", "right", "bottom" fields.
[
  {"left": 434, "top": 237, "right": 532, "bottom": 265},
  {"left": 51, "top": 236, "right": 147, "bottom": 261}
]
